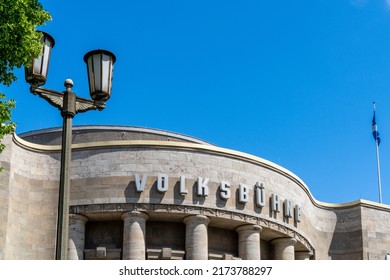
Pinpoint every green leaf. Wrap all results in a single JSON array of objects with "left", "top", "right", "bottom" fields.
[{"left": 0, "top": 0, "right": 50, "bottom": 170}]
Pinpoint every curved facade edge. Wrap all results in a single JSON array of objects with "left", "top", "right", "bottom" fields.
[
  {"left": 12, "top": 132, "right": 388, "bottom": 211},
  {"left": 18, "top": 125, "right": 215, "bottom": 145}
]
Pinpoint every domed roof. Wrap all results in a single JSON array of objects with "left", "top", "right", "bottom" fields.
[{"left": 19, "top": 125, "right": 214, "bottom": 146}]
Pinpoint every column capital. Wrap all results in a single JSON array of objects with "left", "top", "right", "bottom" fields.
[
  {"left": 121, "top": 211, "right": 149, "bottom": 221},
  {"left": 183, "top": 214, "right": 210, "bottom": 225},
  {"left": 236, "top": 224, "right": 262, "bottom": 233},
  {"left": 271, "top": 237, "right": 297, "bottom": 260},
  {"left": 295, "top": 251, "right": 313, "bottom": 260},
  {"left": 271, "top": 237, "right": 297, "bottom": 246},
  {"left": 69, "top": 214, "right": 88, "bottom": 223}
]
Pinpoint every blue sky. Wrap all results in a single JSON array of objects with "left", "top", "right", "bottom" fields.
[{"left": 2, "top": 0, "right": 390, "bottom": 204}]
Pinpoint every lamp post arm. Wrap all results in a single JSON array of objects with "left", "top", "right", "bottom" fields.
[
  {"left": 30, "top": 86, "right": 64, "bottom": 111},
  {"left": 75, "top": 96, "right": 106, "bottom": 113},
  {"left": 30, "top": 85, "right": 106, "bottom": 114}
]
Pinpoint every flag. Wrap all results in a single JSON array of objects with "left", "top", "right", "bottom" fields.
[{"left": 372, "top": 108, "right": 381, "bottom": 145}]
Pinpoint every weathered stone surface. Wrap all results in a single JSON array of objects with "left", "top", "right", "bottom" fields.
[{"left": 0, "top": 126, "right": 389, "bottom": 260}]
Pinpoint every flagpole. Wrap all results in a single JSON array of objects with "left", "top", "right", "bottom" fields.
[
  {"left": 372, "top": 102, "right": 383, "bottom": 204},
  {"left": 375, "top": 136, "right": 383, "bottom": 204}
]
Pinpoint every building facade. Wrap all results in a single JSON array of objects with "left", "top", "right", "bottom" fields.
[{"left": 0, "top": 125, "right": 389, "bottom": 260}]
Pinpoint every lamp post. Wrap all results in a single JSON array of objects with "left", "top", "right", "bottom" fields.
[{"left": 24, "top": 32, "right": 116, "bottom": 260}]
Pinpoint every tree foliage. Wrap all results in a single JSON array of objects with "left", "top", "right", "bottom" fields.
[
  {"left": 0, "top": 94, "right": 15, "bottom": 152},
  {"left": 0, "top": 0, "right": 51, "bottom": 166},
  {"left": 0, "top": 0, "right": 51, "bottom": 86}
]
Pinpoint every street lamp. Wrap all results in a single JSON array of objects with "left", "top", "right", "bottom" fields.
[{"left": 24, "top": 31, "right": 116, "bottom": 260}]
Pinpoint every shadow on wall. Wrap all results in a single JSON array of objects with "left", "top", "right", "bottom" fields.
[
  {"left": 328, "top": 208, "right": 363, "bottom": 260},
  {"left": 124, "top": 181, "right": 141, "bottom": 203}
]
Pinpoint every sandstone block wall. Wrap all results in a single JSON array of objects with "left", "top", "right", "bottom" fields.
[{"left": 0, "top": 127, "right": 389, "bottom": 260}]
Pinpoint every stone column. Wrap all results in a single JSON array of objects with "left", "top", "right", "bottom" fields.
[
  {"left": 295, "top": 251, "right": 312, "bottom": 260},
  {"left": 183, "top": 215, "right": 210, "bottom": 260},
  {"left": 236, "top": 224, "right": 262, "bottom": 260},
  {"left": 68, "top": 214, "right": 88, "bottom": 260},
  {"left": 271, "top": 237, "right": 297, "bottom": 260},
  {"left": 121, "top": 211, "right": 148, "bottom": 260}
]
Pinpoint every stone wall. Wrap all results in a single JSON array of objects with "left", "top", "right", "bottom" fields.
[
  {"left": 66, "top": 145, "right": 316, "bottom": 256},
  {"left": 0, "top": 135, "right": 12, "bottom": 260},
  {"left": 361, "top": 204, "right": 390, "bottom": 260},
  {"left": 0, "top": 137, "right": 59, "bottom": 259},
  {"left": 0, "top": 127, "right": 390, "bottom": 260},
  {"left": 328, "top": 206, "right": 363, "bottom": 260}
]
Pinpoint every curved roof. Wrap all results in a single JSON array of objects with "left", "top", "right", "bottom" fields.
[{"left": 19, "top": 125, "right": 214, "bottom": 146}]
